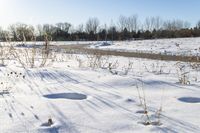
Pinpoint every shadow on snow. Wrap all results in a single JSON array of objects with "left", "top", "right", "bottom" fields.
[{"left": 43, "top": 93, "right": 87, "bottom": 100}]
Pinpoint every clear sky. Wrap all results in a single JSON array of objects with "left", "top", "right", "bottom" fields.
[{"left": 0, "top": 0, "right": 200, "bottom": 28}]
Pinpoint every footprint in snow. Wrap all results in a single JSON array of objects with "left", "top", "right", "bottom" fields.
[
  {"left": 125, "top": 98, "right": 135, "bottom": 103},
  {"left": 8, "top": 113, "right": 13, "bottom": 118},
  {"left": 136, "top": 110, "right": 146, "bottom": 114},
  {"left": 39, "top": 121, "right": 60, "bottom": 133},
  {"left": 21, "top": 112, "right": 25, "bottom": 116},
  {"left": 34, "top": 114, "right": 40, "bottom": 120}
]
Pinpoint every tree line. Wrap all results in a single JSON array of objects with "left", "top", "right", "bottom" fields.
[{"left": 1, "top": 15, "right": 200, "bottom": 41}]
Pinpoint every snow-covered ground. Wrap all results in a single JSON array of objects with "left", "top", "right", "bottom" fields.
[
  {"left": 0, "top": 39, "right": 200, "bottom": 133},
  {"left": 0, "top": 41, "right": 99, "bottom": 47},
  {"left": 90, "top": 37, "right": 200, "bottom": 56}
]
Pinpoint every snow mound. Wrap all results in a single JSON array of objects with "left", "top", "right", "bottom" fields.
[
  {"left": 43, "top": 93, "right": 87, "bottom": 100},
  {"left": 39, "top": 122, "right": 61, "bottom": 133},
  {"left": 91, "top": 42, "right": 112, "bottom": 48}
]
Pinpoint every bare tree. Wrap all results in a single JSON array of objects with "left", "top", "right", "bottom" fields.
[
  {"left": 0, "top": 27, "right": 3, "bottom": 41},
  {"left": 85, "top": 17, "right": 100, "bottom": 34},
  {"left": 36, "top": 24, "right": 44, "bottom": 40},
  {"left": 56, "top": 22, "right": 71, "bottom": 33},
  {"left": 8, "top": 24, "right": 18, "bottom": 41},
  {"left": 103, "top": 24, "right": 108, "bottom": 41},
  {"left": 144, "top": 17, "right": 162, "bottom": 31},
  {"left": 127, "top": 14, "right": 139, "bottom": 32},
  {"left": 118, "top": 15, "right": 128, "bottom": 31},
  {"left": 183, "top": 21, "right": 191, "bottom": 29},
  {"left": 8, "top": 23, "right": 35, "bottom": 41},
  {"left": 43, "top": 24, "right": 51, "bottom": 34},
  {"left": 154, "top": 16, "right": 163, "bottom": 30},
  {"left": 197, "top": 21, "right": 200, "bottom": 29},
  {"left": 163, "top": 19, "right": 190, "bottom": 30},
  {"left": 76, "top": 24, "right": 84, "bottom": 33},
  {"left": 144, "top": 17, "right": 151, "bottom": 31},
  {"left": 63, "top": 22, "right": 72, "bottom": 33},
  {"left": 108, "top": 20, "right": 116, "bottom": 43},
  {"left": 16, "top": 23, "right": 35, "bottom": 41},
  {"left": 0, "top": 29, "right": 10, "bottom": 42}
]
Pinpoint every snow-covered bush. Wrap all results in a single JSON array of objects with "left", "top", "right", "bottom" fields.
[
  {"left": 0, "top": 44, "right": 12, "bottom": 66},
  {"left": 10, "top": 33, "right": 55, "bottom": 68},
  {"left": 176, "top": 62, "right": 190, "bottom": 85},
  {"left": 136, "top": 80, "right": 164, "bottom": 126},
  {"left": 86, "top": 52, "right": 109, "bottom": 69}
]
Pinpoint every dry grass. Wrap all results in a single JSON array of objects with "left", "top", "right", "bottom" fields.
[{"left": 59, "top": 44, "right": 200, "bottom": 63}]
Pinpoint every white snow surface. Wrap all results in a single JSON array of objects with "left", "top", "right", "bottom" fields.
[
  {"left": 0, "top": 39, "right": 200, "bottom": 133},
  {"left": 91, "top": 37, "right": 200, "bottom": 56}
]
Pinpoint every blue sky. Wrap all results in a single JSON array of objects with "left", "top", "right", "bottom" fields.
[{"left": 0, "top": 0, "right": 199, "bottom": 27}]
